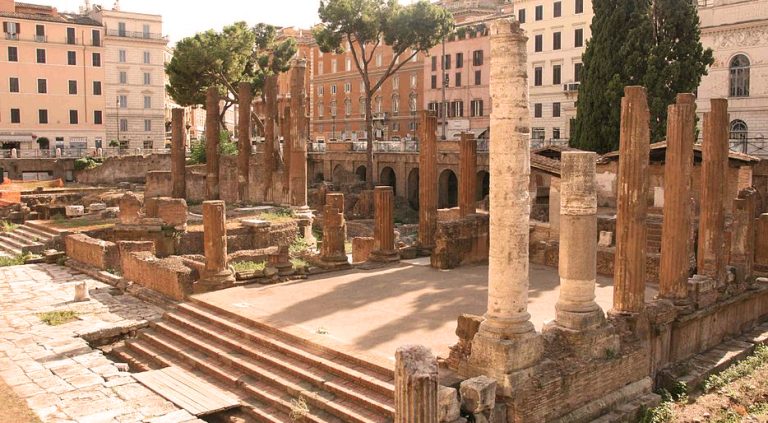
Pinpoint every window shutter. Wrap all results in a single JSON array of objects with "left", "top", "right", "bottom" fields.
[{"left": 3, "top": 22, "right": 8, "bottom": 33}]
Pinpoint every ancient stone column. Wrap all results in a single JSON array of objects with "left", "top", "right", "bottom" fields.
[
  {"left": 659, "top": 94, "right": 696, "bottom": 304},
  {"left": 205, "top": 87, "right": 220, "bottom": 200},
  {"left": 289, "top": 60, "right": 309, "bottom": 210},
  {"left": 262, "top": 75, "right": 278, "bottom": 201},
  {"left": 548, "top": 179, "right": 561, "bottom": 241},
  {"left": 554, "top": 151, "right": 604, "bottom": 330},
  {"left": 755, "top": 214, "right": 768, "bottom": 275},
  {"left": 394, "top": 345, "right": 438, "bottom": 423},
  {"left": 611, "top": 86, "right": 650, "bottom": 315},
  {"left": 320, "top": 193, "right": 349, "bottom": 268},
  {"left": 467, "top": 19, "right": 543, "bottom": 377},
  {"left": 370, "top": 186, "right": 399, "bottom": 262},
  {"left": 418, "top": 111, "right": 438, "bottom": 249},
  {"left": 198, "top": 201, "right": 235, "bottom": 291},
  {"left": 459, "top": 132, "right": 477, "bottom": 218},
  {"left": 237, "top": 81, "right": 252, "bottom": 202},
  {"left": 171, "top": 108, "right": 187, "bottom": 199},
  {"left": 282, "top": 106, "right": 292, "bottom": 203},
  {"left": 697, "top": 99, "right": 729, "bottom": 284},
  {"left": 731, "top": 193, "right": 756, "bottom": 282}
]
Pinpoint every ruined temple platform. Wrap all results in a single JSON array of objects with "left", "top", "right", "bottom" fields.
[{"left": 193, "top": 260, "right": 658, "bottom": 367}]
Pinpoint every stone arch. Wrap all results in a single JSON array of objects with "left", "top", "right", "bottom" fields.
[
  {"left": 380, "top": 166, "right": 397, "bottom": 195},
  {"left": 438, "top": 169, "right": 459, "bottom": 208},
  {"left": 407, "top": 168, "right": 419, "bottom": 210},
  {"left": 332, "top": 164, "right": 345, "bottom": 183},
  {"left": 477, "top": 170, "right": 490, "bottom": 201},
  {"left": 355, "top": 165, "right": 367, "bottom": 182}
]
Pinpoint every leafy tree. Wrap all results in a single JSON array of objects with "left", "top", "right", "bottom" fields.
[
  {"left": 166, "top": 22, "right": 296, "bottom": 129},
  {"left": 314, "top": 0, "right": 453, "bottom": 185},
  {"left": 572, "top": 0, "right": 712, "bottom": 153}
]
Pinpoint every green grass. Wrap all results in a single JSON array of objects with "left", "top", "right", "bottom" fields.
[
  {"left": 703, "top": 344, "right": 768, "bottom": 392},
  {"left": 289, "top": 236, "right": 311, "bottom": 257},
  {"left": 291, "top": 258, "right": 308, "bottom": 270},
  {"left": 640, "top": 401, "right": 674, "bottom": 423},
  {"left": 0, "top": 220, "right": 17, "bottom": 232},
  {"left": 258, "top": 209, "right": 294, "bottom": 223},
  {"left": 37, "top": 310, "right": 80, "bottom": 326},
  {"left": 231, "top": 261, "right": 267, "bottom": 273},
  {"left": 345, "top": 241, "right": 352, "bottom": 254},
  {"left": 0, "top": 254, "right": 28, "bottom": 267}
]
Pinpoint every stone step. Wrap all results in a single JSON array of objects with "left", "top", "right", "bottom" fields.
[
  {"left": 175, "top": 302, "right": 395, "bottom": 396},
  {"left": 0, "top": 239, "right": 22, "bottom": 256},
  {"left": 158, "top": 314, "right": 394, "bottom": 416},
  {"left": 1, "top": 229, "right": 39, "bottom": 246},
  {"left": 132, "top": 333, "right": 345, "bottom": 423},
  {"left": 14, "top": 226, "right": 55, "bottom": 242},
  {"left": 143, "top": 326, "right": 388, "bottom": 422},
  {"left": 24, "top": 221, "right": 64, "bottom": 237},
  {"left": 111, "top": 345, "right": 156, "bottom": 372},
  {"left": 239, "top": 398, "right": 293, "bottom": 423},
  {"left": 0, "top": 233, "right": 41, "bottom": 254},
  {"left": 589, "top": 393, "right": 661, "bottom": 423}
]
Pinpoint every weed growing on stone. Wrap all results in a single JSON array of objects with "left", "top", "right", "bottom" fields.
[
  {"left": 289, "top": 395, "right": 309, "bottom": 420},
  {"left": 289, "top": 236, "right": 311, "bottom": 257},
  {"left": 640, "top": 401, "right": 674, "bottom": 423},
  {"left": 0, "top": 220, "right": 17, "bottom": 232},
  {"left": 259, "top": 209, "right": 294, "bottom": 223},
  {"left": 703, "top": 344, "right": 768, "bottom": 392},
  {"left": 231, "top": 261, "right": 267, "bottom": 272},
  {"left": 37, "top": 310, "right": 80, "bottom": 326},
  {"left": 290, "top": 258, "right": 308, "bottom": 270},
  {"left": 0, "top": 254, "right": 28, "bottom": 267}
]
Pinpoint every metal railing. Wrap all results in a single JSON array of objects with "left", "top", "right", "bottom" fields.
[
  {"left": 530, "top": 138, "right": 570, "bottom": 149},
  {"left": 0, "top": 148, "right": 172, "bottom": 159},
  {"left": 106, "top": 29, "right": 166, "bottom": 40},
  {"left": 728, "top": 138, "right": 768, "bottom": 157}
]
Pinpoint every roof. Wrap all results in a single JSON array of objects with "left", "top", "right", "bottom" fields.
[
  {"left": 0, "top": 7, "right": 102, "bottom": 26},
  {"left": 531, "top": 144, "right": 578, "bottom": 160},
  {"left": 601, "top": 141, "right": 761, "bottom": 164},
  {"left": 531, "top": 153, "right": 562, "bottom": 177}
]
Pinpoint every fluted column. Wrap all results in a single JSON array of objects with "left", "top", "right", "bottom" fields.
[
  {"left": 198, "top": 200, "right": 235, "bottom": 291},
  {"left": 554, "top": 151, "right": 604, "bottom": 330},
  {"left": 205, "top": 87, "right": 220, "bottom": 200},
  {"left": 418, "top": 111, "right": 438, "bottom": 249},
  {"left": 697, "top": 99, "right": 729, "bottom": 284},
  {"left": 394, "top": 345, "right": 438, "bottom": 423},
  {"left": 238, "top": 81, "right": 252, "bottom": 202},
  {"left": 459, "top": 132, "right": 477, "bottom": 218},
  {"left": 320, "top": 193, "right": 349, "bottom": 267},
  {"left": 611, "top": 86, "right": 650, "bottom": 315},
  {"left": 171, "top": 108, "right": 186, "bottom": 199},
  {"left": 290, "top": 60, "right": 309, "bottom": 209},
  {"left": 263, "top": 75, "right": 278, "bottom": 201},
  {"left": 659, "top": 94, "right": 696, "bottom": 304},
  {"left": 370, "top": 186, "right": 399, "bottom": 262}
]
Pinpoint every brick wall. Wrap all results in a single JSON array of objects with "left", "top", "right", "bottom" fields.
[
  {"left": 145, "top": 171, "right": 172, "bottom": 198},
  {"left": 432, "top": 214, "right": 490, "bottom": 269},
  {"left": 75, "top": 154, "right": 171, "bottom": 184},
  {"left": 64, "top": 233, "right": 119, "bottom": 271},
  {"left": 120, "top": 251, "right": 194, "bottom": 301}
]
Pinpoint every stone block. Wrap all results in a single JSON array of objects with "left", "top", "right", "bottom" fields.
[
  {"left": 456, "top": 314, "right": 483, "bottom": 341},
  {"left": 598, "top": 231, "right": 613, "bottom": 248},
  {"left": 688, "top": 274, "right": 718, "bottom": 309},
  {"left": 74, "top": 282, "right": 89, "bottom": 302},
  {"left": 64, "top": 234, "right": 119, "bottom": 271},
  {"left": 88, "top": 203, "right": 107, "bottom": 213},
  {"left": 118, "top": 192, "right": 142, "bottom": 225},
  {"left": 241, "top": 219, "right": 271, "bottom": 229},
  {"left": 459, "top": 375, "right": 497, "bottom": 413},
  {"left": 65, "top": 206, "right": 85, "bottom": 217},
  {"left": 352, "top": 237, "right": 375, "bottom": 263},
  {"left": 438, "top": 386, "right": 461, "bottom": 422},
  {"left": 154, "top": 197, "right": 188, "bottom": 228}
]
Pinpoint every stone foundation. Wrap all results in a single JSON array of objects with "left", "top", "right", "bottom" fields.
[
  {"left": 120, "top": 251, "right": 194, "bottom": 301},
  {"left": 64, "top": 233, "right": 119, "bottom": 271},
  {"left": 431, "top": 214, "right": 489, "bottom": 269}
]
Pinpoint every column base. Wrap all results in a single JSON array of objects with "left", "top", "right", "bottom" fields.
[
  {"left": 317, "top": 256, "right": 351, "bottom": 270},
  {"left": 368, "top": 249, "right": 400, "bottom": 263},
  {"left": 194, "top": 269, "right": 236, "bottom": 294},
  {"left": 553, "top": 304, "right": 606, "bottom": 331},
  {"left": 542, "top": 320, "right": 620, "bottom": 360}
]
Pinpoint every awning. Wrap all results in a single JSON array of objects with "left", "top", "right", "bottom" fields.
[{"left": 0, "top": 133, "right": 35, "bottom": 143}]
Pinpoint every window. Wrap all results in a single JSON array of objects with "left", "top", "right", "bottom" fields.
[
  {"left": 410, "top": 74, "right": 418, "bottom": 88},
  {"left": 431, "top": 56, "right": 437, "bottom": 72},
  {"left": 66, "top": 27, "right": 75, "bottom": 44},
  {"left": 68, "top": 80, "right": 77, "bottom": 95},
  {"left": 553, "top": 32, "right": 561, "bottom": 50},
  {"left": 375, "top": 96, "right": 382, "bottom": 113},
  {"left": 392, "top": 95, "right": 400, "bottom": 114},
  {"left": 93, "top": 81, "right": 102, "bottom": 95},
  {"left": 37, "top": 79, "right": 47, "bottom": 94},
  {"left": 534, "top": 35, "right": 543, "bottom": 52},
  {"left": 552, "top": 65, "right": 562, "bottom": 85},
  {"left": 448, "top": 101, "right": 464, "bottom": 118},
  {"left": 409, "top": 94, "right": 417, "bottom": 112},
  {"left": 118, "top": 95, "right": 127, "bottom": 108},
  {"left": 143, "top": 24, "right": 150, "bottom": 38},
  {"left": 535, "top": 5, "right": 544, "bottom": 20},
  {"left": 144, "top": 119, "right": 152, "bottom": 131},
  {"left": 144, "top": 72, "right": 151, "bottom": 85},
  {"left": 359, "top": 97, "right": 365, "bottom": 116},
  {"left": 575, "top": 0, "right": 584, "bottom": 13},
  {"left": 729, "top": 54, "right": 750, "bottom": 97},
  {"left": 35, "top": 24, "right": 45, "bottom": 42},
  {"left": 10, "top": 108, "right": 20, "bottom": 123},
  {"left": 39, "top": 109, "right": 48, "bottom": 124},
  {"left": 553, "top": 128, "right": 561, "bottom": 139},
  {"left": 331, "top": 59, "right": 337, "bottom": 73},
  {"left": 472, "top": 50, "right": 483, "bottom": 66},
  {"left": 532, "top": 127, "right": 545, "bottom": 140},
  {"left": 455, "top": 72, "right": 462, "bottom": 87},
  {"left": 93, "top": 110, "right": 102, "bottom": 124},
  {"left": 8, "top": 46, "right": 17, "bottom": 62},
  {"left": 553, "top": 102, "right": 561, "bottom": 117},
  {"left": 143, "top": 51, "right": 150, "bottom": 64},
  {"left": 144, "top": 96, "right": 151, "bottom": 109},
  {"left": 331, "top": 84, "right": 337, "bottom": 94},
  {"left": 392, "top": 76, "right": 399, "bottom": 89},
  {"left": 119, "top": 49, "right": 126, "bottom": 63},
  {"left": 518, "top": 9, "right": 526, "bottom": 23},
  {"left": 431, "top": 75, "right": 437, "bottom": 89},
  {"left": 317, "top": 103, "right": 324, "bottom": 117},
  {"left": 730, "top": 120, "right": 748, "bottom": 144},
  {"left": 119, "top": 71, "right": 127, "bottom": 84},
  {"left": 92, "top": 29, "right": 100, "bottom": 46},
  {"left": 534, "top": 67, "right": 543, "bottom": 86},
  {"left": 92, "top": 52, "right": 101, "bottom": 67},
  {"left": 471, "top": 100, "right": 484, "bottom": 117},
  {"left": 344, "top": 82, "right": 351, "bottom": 93},
  {"left": 69, "top": 110, "right": 78, "bottom": 124},
  {"left": 4, "top": 21, "right": 19, "bottom": 38},
  {"left": 118, "top": 22, "right": 126, "bottom": 37},
  {"left": 68, "top": 51, "right": 77, "bottom": 65},
  {"left": 475, "top": 70, "right": 482, "bottom": 85},
  {"left": 534, "top": 103, "right": 542, "bottom": 118},
  {"left": 119, "top": 118, "right": 128, "bottom": 132},
  {"left": 376, "top": 54, "right": 382, "bottom": 67},
  {"left": 443, "top": 54, "right": 451, "bottom": 70},
  {"left": 443, "top": 73, "right": 450, "bottom": 88},
  {"left": 345, "top": 99, "right": 352, "bottom": 116},
  {"left": 456, "top": 53, "right": 463, "bottom": 68},
  {"left": 554, "top": 1, "right": 562, "bottom": 17},
  {"left": 9, "top": 77, "right": 19, "bottom": 93},
  {"left": 574, "top": 62, "right": 583, "bottom": 82},
  {"left": 36, "top": 49, "right": 46, "bottom": 63},
  {"left": 575, "top": 29, "right": 584, "bottom": 48},
  {"left": 318, "top": 85, "right": 324, "bottom": 96},
  {"left": 345, "top": 57, "right": 351, "bottom": 71}
]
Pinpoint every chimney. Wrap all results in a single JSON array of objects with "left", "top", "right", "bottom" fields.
[{"left": 0, "top": 0, "right": 15, "bottom": 13}]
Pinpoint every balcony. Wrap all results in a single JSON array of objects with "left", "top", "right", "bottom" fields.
[
  {"left": 34, "top": 35, "right": 47, "bottom": 42},
  {"left": 107, "top": 29, "right": 166, "bottom": 41},
  {"left": 4, "top": 33, "right": 18, "bottom": 40},
  {"left": 563, "top": 83, "right": 580, "bottom": 93}
]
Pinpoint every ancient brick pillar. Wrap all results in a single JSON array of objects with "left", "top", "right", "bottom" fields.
[
  {"left": 554, "top": 151, "right": 604, "bottom": 330},
  {"left": 263, "top": 75, "right": 278, "bottom": 201},
  {"left": 370, "top": 186, "right": 399, "bottom": 262},
  {"left": 394, "top": 345, "right": 438, "bottom": 423},
  {"left": 205, "top": 87, "right": 220, "bottom": 200},
  {"left": 755, "top": 214, "right": 768, "bottom": 275},
  {"left": 237, "top": 81, "right": 252, "bottom": 202},
  {"left": 289, "top": 60, "right": 309, "bottom": 209},
  {"left": 731, "top": 193, "right": 756, "bottom": 282},
  {"left": 198, "top": 201, "right": 235, "bottom": 291},
  {"left": 171, "top": 108, "right": 186, "bottom": 199},
  {"left": 467, "top": 19, "right": 543, "bottom": 378},
  {"left": 612, "top": 86, "right": 650, "bottom": 315},
  {"left": 459, "top": 132, "right": 477, "bottom": 218},
  {"left": 418, "top": 111, "right": 438, "bottom": 249},
  {"left": 659, "top": 94, "right": 696, "bottom": 304},
  {"left": 282, "top": 106, "right": 292, "bottom": 203},
  {"left": 697, "top": 99, "right": 729, "bottom": 284},
  {"left": 320, "top": 193, "right": 349, "bottom": 268},
  {"left": 548, "top": 179, "right": 561, "bottom": 241}
]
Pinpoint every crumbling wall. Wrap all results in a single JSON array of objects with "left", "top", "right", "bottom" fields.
[
  {"left": 64, "top": 233, "right": 119, "bottom": 271},
  {"left": 75, "top": 154, "right": 171, "bottom": 185},
  {"left": 431, "top": 214, "right": 490, "bottom": 269},
  {"left": 120, "top": 251, "right": 194, "bottom": 301},
  {"left": 145, "top": 171, "right": 172, "bottom": 198}
]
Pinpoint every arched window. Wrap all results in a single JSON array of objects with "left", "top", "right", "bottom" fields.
[
  {"left": 730, "top": 119, "right": 748, "bottom": 153},
  {"left": 344, "top": 99, "right": 352, "bottom": 117},
  {"left": 392, "top": 94, "right": 400, "bottom": 115},
  {"left": 730, "top": 55, "right": 750, "bottom": 97},
  {"left": 330, "top": 100, "right": 337, "bottom": 117},
  {"left": 375, "top": 96, "right": 382, "bottom": 113},
  {"left": 409, "top": 93, "right": 417, "bottom": 113},
  {"left": 317, "top": 103, "right": 324, "bottom": 117},
  {"left": 359, "top": 97, "right": 366, "bottom": 116}
]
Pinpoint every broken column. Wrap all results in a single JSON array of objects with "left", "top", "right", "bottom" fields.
[
  {"left": 418, "top": 111, "right": 438, "bottom": 250},
  {"left": 237, "top": 81, "right": 252, "bottom": 202},
  {"left": 697, "top": 99, "right": 729, "bottom": 285},
  {"left": 205, "top": 87, "right": 221, "bottom": 200},
  {"left": 394, "top": 345, "right": 438, "bottom": 423},
  {"left": 319, "top": 193, "right": 349, "bottom": 268},
  {"left": 611, "top": 86, "right": 650, "bottom": 315},
  {"left": 730, "top": 192, "right": 756, "bottom": 284},
  {"left": 552, "top": 151, "right": 604, "bottom": 330},
  {"left": 465, "top": 19, "right": 543, "bottom": 382},
  {"left": 659, "top": 94, "right": 696, "bottom": 305},
  {"left": 459, "top": 132, "right": 477, "bottom": 218},
  {"left": 197, "top": 200, "right": 235, "bottom": 292},
  {"left": 369, "top": 186, "right": 399, "bottom": 262},
  {"left": 171, "top": 108, "right": 186, "bottom": 199},
  {"left": 262, "top": 75, "right": 278, "bottom": 201},
  {"left": 755, "top": 214, "right": 768, "bottom": 275},
  {"left": 289, "top": 59, "right": 309, "bottom": 210}
]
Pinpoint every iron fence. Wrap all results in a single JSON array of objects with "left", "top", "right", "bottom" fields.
[{"left": 0, "top": 148, "right": 173, "bottom": 159}]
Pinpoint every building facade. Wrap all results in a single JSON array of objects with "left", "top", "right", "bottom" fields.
[{"left": 0, "top": 0, "right": 106, "bottom": 152}]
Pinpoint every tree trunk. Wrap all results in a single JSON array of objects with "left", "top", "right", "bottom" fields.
[{"left": 365, "top": 95, "right": 374, "bottom": 189}]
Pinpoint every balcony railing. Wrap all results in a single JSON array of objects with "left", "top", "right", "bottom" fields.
[
  {"left": 1, "top": 148, "right": 173, "bottom": 159},
  {"left": 106, "top": 29, "right": 166, "bottom": 40}
]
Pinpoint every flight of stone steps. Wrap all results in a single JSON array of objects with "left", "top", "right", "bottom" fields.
[
  {"left": 113, "top": 299, "right": 396, "bottom": 422},
  {"left": 0, "top": 221, "right": 63, "bottom": 257}
]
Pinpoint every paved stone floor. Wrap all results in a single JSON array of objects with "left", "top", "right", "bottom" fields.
[
  {"left": 196, "top": 259, "right": 659, "bottom": 366},
  {"left": 0, "top": 264, "right": 202, "bottom": 423}
]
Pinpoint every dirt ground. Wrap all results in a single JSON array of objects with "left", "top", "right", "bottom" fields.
[{"left": 0, "top": 378, "right": 40, "bottom": 423}]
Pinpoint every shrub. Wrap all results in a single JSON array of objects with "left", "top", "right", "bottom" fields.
[
  {"left": 0, "top": 220, "right": 17, "bottom": 232},
  {"left": 189, "top": 140, "right": 206, "bottom": 164},
  {"left": 37, "top": 310, "right": 79, "bottom": 326},
  {"left": 74, "top": 157, "right": 102, "bottom": 171},
  {"left": 231, "top": 261, "right": 267, "bottom": 272},
  {"left": 703, "top": 344, "right": 768, "bottom": 392}
]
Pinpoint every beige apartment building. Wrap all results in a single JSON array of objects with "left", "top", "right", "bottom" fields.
[
  {"left": 88, "top": 3, "right": 167, "bottom": 149},
  {"left": 0, "top": 0, "right": 106, "bottom": 152}
]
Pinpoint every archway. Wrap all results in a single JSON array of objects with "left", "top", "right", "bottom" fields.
[
  {"left": 355, "top": 165, "right": 367, "bottom": 182},
  {"left": 407, "top": 168, "right": 419, "bottom": 210},
  {"left": 332, "top": 164, "right": 344, "bottom": 183},
  {"left": 438, "top": 169, "right": 458, "bottom": 208},
  {"left": 380, "top": 166, "right": 397, "bottom": 195},
  {"left": 476, "top": 170, "right": 490, "bottom": 201}
]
